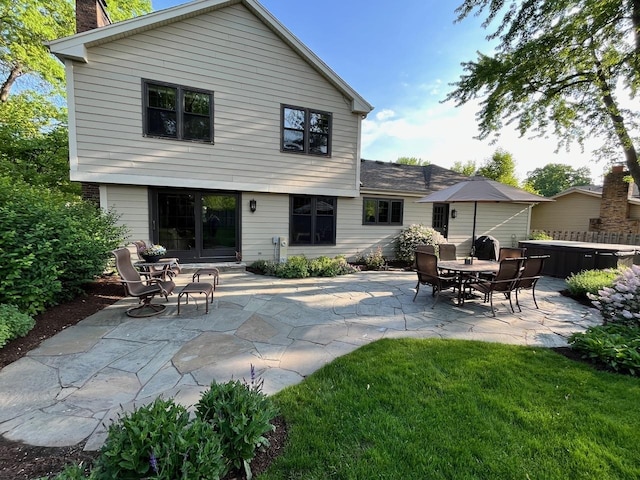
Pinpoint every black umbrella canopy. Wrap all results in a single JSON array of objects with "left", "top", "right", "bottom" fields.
[
  {"left": 417, "top": 176, "right": 553, "bottom": 254},
  {"left": 416, "top": 176, "right": 553, "bottom": 204}
]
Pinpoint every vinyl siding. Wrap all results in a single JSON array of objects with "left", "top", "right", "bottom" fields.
[
  {"left": 70, "top": 3, "right": 360, "bottom": 196},
  {"left": 531, "top": 193, "right": 601, "bottom": 232},
  {"left": 241, "top": 193, "right": 432, "bottom": 262},
  {"left": 102, "top": 185, "right": 150, "bottom": 244}
]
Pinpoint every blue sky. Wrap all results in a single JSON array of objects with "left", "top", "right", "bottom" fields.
[{"left": 152, "top": 0, "right": 607, "bottom": 182}]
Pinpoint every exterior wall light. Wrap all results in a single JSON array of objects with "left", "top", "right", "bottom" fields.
[
  {"left": 249, "top": 199, "right": 257, "bottom": 213},
  {"left": 451, "top": 209, "right": 457, "bottom": 219}
]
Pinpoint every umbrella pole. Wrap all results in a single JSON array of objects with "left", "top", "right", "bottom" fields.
[{"left": 470, "top": 201, "right": 477, "bottom": 256}]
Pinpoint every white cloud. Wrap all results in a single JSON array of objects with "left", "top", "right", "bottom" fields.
[
  {"left": 375, "top": 109, "right": 396, "bottom": 121},
  {"left": 361, "top": 99, "right": 609, "bottom": 183}
]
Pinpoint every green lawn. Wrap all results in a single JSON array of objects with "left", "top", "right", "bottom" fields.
[{"left": 261, "top": 339, "right": 640, "bottom": 479}]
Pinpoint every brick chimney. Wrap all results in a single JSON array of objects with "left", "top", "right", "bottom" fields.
[
  {"left": 76, "top": 0, "right": 111, "bottom": 33},
  {"left": 594, "top": 165, "right": 640, "bottom": 233}
]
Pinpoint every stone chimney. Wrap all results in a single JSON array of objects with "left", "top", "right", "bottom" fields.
[
  {"left": 76, "top": 0, "right": 111, "bottom": 33},
  {"left": 594, "top": 164, "right": 640, "bottom": 233}
]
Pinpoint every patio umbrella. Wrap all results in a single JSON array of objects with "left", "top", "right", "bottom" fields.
[{"left": 417, "top": 176, "right": 553, "bottom": 253}]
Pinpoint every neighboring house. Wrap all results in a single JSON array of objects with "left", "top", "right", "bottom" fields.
[
  {"left": 531, "top": 165, "right": 640, "bottom": 234},
  {"left": 49, "top": 0, "right": 540, "bottom": 262}
]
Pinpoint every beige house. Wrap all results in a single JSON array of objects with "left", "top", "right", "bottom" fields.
[
  {"left": 531, "top": 166, "right": 640, "bottom": 234},
  {"left": 49, "top": 0, "right": 542, "bottom": 263}
]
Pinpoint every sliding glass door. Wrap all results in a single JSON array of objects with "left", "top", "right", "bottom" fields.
[{"left": 151, "top": 189, "right": 239, "bottom": 262}]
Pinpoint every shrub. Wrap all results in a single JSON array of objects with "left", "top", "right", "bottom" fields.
[
  {"left": 308, "top": 256, "right": 336, "bottom": 276},
  {"left": 394, "top": 224, "right": 445, "bottom": 263},
  {"left": 590, "top": 264, "right": 640, "bottom": 326},
  {"left": 195, "top": 371, "right": 279, "bottom": 478},
  {"left": 529, "top": 230, "right": 553, "bottom": 240},
  {"left": 93, "top": 397, "right": 226, "bottom": 480},
  {"left": 355, "top": 246, "right": 387, "bottom": 270},
  {"left": 276, "top": 255, "right": 309, "bottom": 278},
  {"left": 0, "top": 178, "right": 128, "bottom": 315},
  {"left": 0, "top": 304, "right": 35, "bottom": 348},
  {"left": 46, "top": 463, "right": 91, "bottom": 479},
  {"left": 253, "top": 256, "right": 359, "bottom": 278},
  {"left": 565, "top": 268, "right": 620, "bottom": 298},
  {"left": 569, "top": 324, "right": 640, "bottom": 375}
]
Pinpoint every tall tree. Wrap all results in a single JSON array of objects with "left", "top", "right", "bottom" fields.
[
  {"left": 525, "top": 163, "right": 592, "bottom": 197},
  {"left": 447, "top": 0, "right": 640, "bottom": 188},
  {"left": 476, "top": 149, "right": 519, "bottom": 186},
  {"left": 395, "top": 156, "right": 430, "bottom": 166},
  {"left": 0, "top": 0, "right": 151, "bottom": 101},
  {"left": 451, "top": 160, "right": 477, "bottom": 176}
]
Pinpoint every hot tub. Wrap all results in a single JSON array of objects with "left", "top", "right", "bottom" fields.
[{"left": 518, "top": 240, "right": 639, "bottom": 278}]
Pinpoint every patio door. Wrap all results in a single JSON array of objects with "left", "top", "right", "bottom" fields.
[
  {"left": 151, "top": 189, "right": 239, "bottom": 262},
  {"left": 432, "top": 203, "right": 449, "bottom": 238}
]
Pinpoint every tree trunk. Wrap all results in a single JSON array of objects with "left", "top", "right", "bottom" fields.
[
  {"left": 593, "top": 53, "right": 640, "bottom": 186},
  {"left": 0, "top": 65, "right": 22, "bottom": 102}
]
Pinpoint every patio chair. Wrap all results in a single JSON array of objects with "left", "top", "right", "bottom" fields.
[
  {"left": 413, "top": 251, "right": 458, "bottom": 308},
  {"left": 498, "top": 247, "right": 526, "bottom": 261},
  {"left": 438, "top": 243, "right": 456, "bottom": 261},
  {"left": 413, "top": 244, "right": 435, "bottom": 269},
  {"left": 513, "top": 255, "right": 549, "bottom": 311},
  {"left": 133, "top": 240, "right": 181, "bottom": 279},
  {"left": 467, "top": 257, "right": 523, "bottom": 316},
  {"left": 112, "top": 248, "right": 176, "bottom": 317}
]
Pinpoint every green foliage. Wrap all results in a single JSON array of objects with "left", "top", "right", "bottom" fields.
[
  {"left": 529, "top": 230, "right": 553, "bottom": 240},
  {"left": 0, "top": 304, "right": 35, "bottom": 348},
  {"left": 0, "top": 178, "right": 128, "bottom": 314},
  {"left": 355, "top": 246, "right": 387, "bottom": 270},
  {"left": 450, "top": 159, "right": 477, "bottom": 176},
  {"left": 569, "top": 325, "right": 640, "bottom": 376},
  {"left": 395, "top": 156, "right": 429, "bottom": 166},
  {"left": 590, "top": 265, "right": 640, "bottom": 327},
  {"left": 251, "top": 256, "right": 358, "bottom": 278},
  {"left": 525, "top": 163, "right": 592, "bottom": 197},
  {"left": 449, "top": 0, "right": 640, "bottom": 187},
  {"left": 195, "top": 374, "right": 278, "bottom": 477},
  {"left": 566, "top": 268, "right": 620, "bottom": 299},
  {"left": 0, "top": 0, "right": 152, "bottom": 97},
  {"left": 394, "top": 224, "right": 445, "bottom": 263},
  {"left": 94, "top": 397, "right": 225, "bottom": 480},
  {"left": 475, "top": 149, "right": 519, "bottom": 187},
  {"left": 276, "top": 255, "right": 309, "bottom": 278}
]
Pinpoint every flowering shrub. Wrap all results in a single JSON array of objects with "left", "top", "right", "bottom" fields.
[
  {"left": 590, "top": 265, "right": 640, "bottom": 327},
  {"left": 140, "top": 244, "right": 166, "bottom": 257},
  {"left": 394, "top": 224, "right": 445, "bottom": 263}
]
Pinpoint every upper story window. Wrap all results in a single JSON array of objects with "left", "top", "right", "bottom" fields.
[
  {"left": 143, "top": 80, "right": 214, "bottom": 143},
  {"left": 282, "top": 105, "right": 331, "bottom": 156},
  {"left": 363, "top": 198, "right": 404, "bottom": 225}
]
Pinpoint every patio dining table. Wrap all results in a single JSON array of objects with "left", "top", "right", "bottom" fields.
[
  {"left": 134, "top": 259, "right": 180, "bottom": 280},
  {"left": 437, "top": 259, "right": 500, "bottom": 305}
]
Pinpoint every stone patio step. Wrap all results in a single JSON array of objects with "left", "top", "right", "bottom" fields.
[{"left": 179, "top": 262, "right": 246, "bottom": 274}]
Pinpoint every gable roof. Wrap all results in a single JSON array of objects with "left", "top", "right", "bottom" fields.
[
  {"left": 552, "top": 184, "right": 640, "bottom": 205},
  {"left": 47, "top": 0, "right": 373, "bottom": 114},
  {"left": 359, "top": 159, "right": 470, "bottom": 196},
  {"left": 551, "top": 185, "right": 602, "bottom": 199}
]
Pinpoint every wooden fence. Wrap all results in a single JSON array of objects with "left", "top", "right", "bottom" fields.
[{"left": 541, "top": 230, "right": 640, "bottom": 245}]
